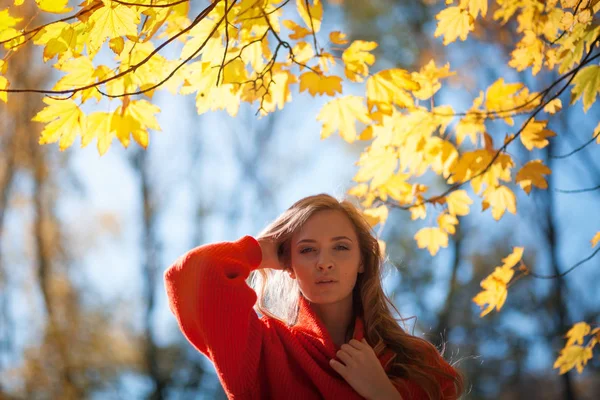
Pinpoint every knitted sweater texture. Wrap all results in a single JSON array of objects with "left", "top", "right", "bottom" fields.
[{"left": 164, "top": 235, "right": 456, "bottom": 399}]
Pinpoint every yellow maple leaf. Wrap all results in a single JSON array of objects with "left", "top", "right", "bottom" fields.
[
  {"left": 353, "top": 146, "right": 398, "bottom": 188},
  {"left": 455, "top": 112, "right": 485, "bottom": 146},
  {"left": 347, "top": 183, "right": 369, "bottom": 198},
  {"left": 434, "top": 6, "right": 474, "bottom": 45},
  {"left": 36, "top": 0, "right": 72, "bottom": 14},
  {"left": 565, "top": 322, "right": 592, "bottom": 347},
  {"left": 363, "top": 205, "right": 389, "bottom": 227},
  {"left": 33, "top": 98, "right": 85, "bottom": 151},
  {"left": 366, "top": 69, "right": 418, "bottom": 112},
  {"left": 482, "top": 185, "right": 516, "bottom": 220},
  {"left": 415, "top": 227, "right": 449, "bottom": 256},
  {"left": 446, "top": 190, "right": 473, "bottom": 216},
  {"left": 516, "top": 160, "right": 551, "bottom": 194},
  {"left": 52, "top": 56, "right": 99, "bottom": 102},
  {"left": 410, "top": 202, "right": 427, "bottom": 220},
  {"left": 83, "top": 111, "right": 114, "bottom": 156},
  {"left": 465, "top": 0, "right": 487, "bottom": 18},
  {"left": 509, "top": 30, "right": 544, "bottom": 75},
  {"left": 438, "top": 212, "right": 459, "bottom": 234},
  {"left": 87, "top": 3, "right": 140, "bottom": 57},
  {"left": 329, "top": 31, "right": 348, "bottom": 45},
  {"left": 291, "top": 41, "right": 315, "bottom": 64},
  {"left": 424, "top": 136, "right": 459, "bottom": 178},
  {"left": 485, "top": 78, "right": 525, "bottom": 124},
  {"left": 0, "top": 76, "right": 8, "bottom": 103},
  {"left": 591, "top": 232, "right": 600, "bottom": 248},
  {"left": 283, "top": 19, "right": 312, "bottom": 40},
  {"left": 317, "top": 96, "right": 371, "bottom": 143},
  {"left": 500, "top": 246, "right": 524, "bottom": 269},
  {"left": 520, "top": 119, "right": 556, "bottom": 150},
  {"left": 411, "top": 60, "right": 455, "bottom": 100},
  {"left": 594, "top": 121, "right": 600, "bottom": 144},
  {"left": 571, "top": 65, "right": 600, "bottom": 112},
  {"left": 296, "top": 0, "right": 322, "bottom": 33},
  {"left": 472, "top": 247, "right": 523, "bottom": 316},
  {"left": 544, "top": 98, "right": 563, "bottom": 114},
  {"left": 0, "top": 9, "right": 22, "bottom": 30},
  {"left": 299, "top": 71, "right": 342, "bottom": 96},
  {"left": 342, "top": 40, "right": 377, "bottom": 82},
  {"left": 554, "top": 345, "right": 593, "bottom": 374}
]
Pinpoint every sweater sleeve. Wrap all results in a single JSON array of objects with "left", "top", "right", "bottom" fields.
[{"left": 164, "top": 235, "right": 264, "bottom": 396}]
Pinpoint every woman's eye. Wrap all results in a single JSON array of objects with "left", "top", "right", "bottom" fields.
[
  {"left": 335, "top": 245, "right": 349, "bottom": 250},
  {"left": 300, "top": 248, "right": 313, "bottom": 254}
]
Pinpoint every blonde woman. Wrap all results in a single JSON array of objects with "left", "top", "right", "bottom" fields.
[{"left": 164, "top": 193, "right": 463, "bottom": 399}]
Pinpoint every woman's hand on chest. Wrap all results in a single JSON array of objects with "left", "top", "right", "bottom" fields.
[{"left": 329, "top": 338, "right": 402, "bottom": 400}]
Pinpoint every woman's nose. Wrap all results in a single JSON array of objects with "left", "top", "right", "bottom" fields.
[{"left": 317, "top": 255, "right": 334, "bottom": 270}]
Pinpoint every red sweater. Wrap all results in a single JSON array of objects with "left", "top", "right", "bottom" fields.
[{"left": 164, "top": 235, "right": 457, "bottom": 399}]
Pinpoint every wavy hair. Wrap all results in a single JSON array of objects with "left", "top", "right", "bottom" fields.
[{"left": 249, "top": 193, "right": 463, "bottom": 399}]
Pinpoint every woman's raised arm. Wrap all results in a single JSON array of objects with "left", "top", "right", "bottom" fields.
[{"left": 163, "top": 235, "right": 265, "bottom": 396}]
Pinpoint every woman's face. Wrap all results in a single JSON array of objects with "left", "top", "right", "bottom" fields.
[{"left": 289, "top": 209, "right": 363, "bottom": 305}]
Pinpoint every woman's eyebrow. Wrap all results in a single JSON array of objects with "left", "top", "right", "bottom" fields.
[{"left": 296, "top": 236, "right": 353, "bottom": 244}]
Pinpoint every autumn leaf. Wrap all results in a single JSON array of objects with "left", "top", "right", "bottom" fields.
[
  {"left": 0, "top": 76, "right": 8, "bottom": 103},
  {"left": 87, "top": 3, "right": 140, "bottom": 56},
  {"left": 299, "top": 71, "right": 342, "bottom": 97},
  {"left": 36, "top": 0, "right": 72, "bottom": 14},
  {"left": 329, "top": 31, "right": 348, "bottom": 45},
  {"left": 438, "top": 212, "right": 459, "bottom": 234},
  {"left": 411, "top": 60, "right": 454, "bottom": 100},
  {"left": 466, "top": 0, "right": 488, "bottom": 19},
  {"left": 362, "top": 205, "right": 389, "bottom": 227},
  {"left": 554, "top": 345, "right": 594, "bottom": 374},
  {"left": 446, "top": 190, "right": 473, "bottom": 216},
  {"left": 296, "top": 0, "right": 322, "bottom": 32},
  {"left": 591, "top": 232, "right": 600, "bottom": 248},
  {"left": 571, "top": 65, "right": 600, "bottom": 112},
  {"left": 482, "top": 185, "right": 517, "bottom": 220},
  {"left": 544, "top": 98, "right": 563, "bottom": 114},
  {"left": 366, "top": 69, "right": 418, "bottom": 112},
  {"left": 515, "top": 160, "right": 551, "bottom": 194},
  {"left": 32, "top": 98, "right": 85, "bottom": 151},
  {"left": 342, "top": 40, "right": 377, "bottom": 82},
  {"left": 520, "top": 120, "right": 557, "bottom": 150},
  {"left": 434, "top": 6, "right": 474, "bottom": 45},
  {"left": 353, "top": 146, "right": 398, "bottom": 188},
  {"left": 472, "top": 247, "right": 523, "bottom": 316},
  {"left": 415, "top": 227, "right": 449, "bottom": 256},
  {"left": 283, "top": 19, "right": 311, "bottom": 40},
  {"left": 565, "top": 322, "right": 591, "bottom": 347},
  {"left": 594, "top": 121, "right": 600, "bottom": 144},
  {"left": 317, "top": 96, "right": 371, "bottom": 143}
]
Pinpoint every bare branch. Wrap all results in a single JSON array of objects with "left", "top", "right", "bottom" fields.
[
  {"left": 522, "top": 245, "right": 600, "bottom": 279},
  {"left": 555, "top": 184, "right": 600, "bottom": 194},
  {"left": 550, "top": 129, "right": 600, "bottom": 159}
]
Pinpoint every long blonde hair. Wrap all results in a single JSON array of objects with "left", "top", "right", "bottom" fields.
[{"left": 249, "top": 193, "right": 463, "bottom": 399}]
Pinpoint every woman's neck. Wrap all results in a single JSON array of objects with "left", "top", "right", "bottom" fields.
[{"left": 310, "top": 295, "right": 354, "bottom": 347}]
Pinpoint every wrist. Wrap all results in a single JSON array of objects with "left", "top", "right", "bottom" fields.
[{"left": 368, "top": 382, "right": 402, "bottom": 400}]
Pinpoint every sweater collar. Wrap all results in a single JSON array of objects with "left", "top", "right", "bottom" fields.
[{"left": 294, "top": 295, "right": 395, "bottom": 371}]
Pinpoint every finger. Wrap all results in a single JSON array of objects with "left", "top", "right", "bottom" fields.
[
  {"left": 348, "top": 339, "right": 366, "bottom": 350},
  {"left": 336, "top": 349, "right": 355, "bottom": 366},
  {"left": 341, "top": 343, "right": 361, "bottom": 357},
  {"left": 329, "top": 359, "right": 347, "bottom": 377}
]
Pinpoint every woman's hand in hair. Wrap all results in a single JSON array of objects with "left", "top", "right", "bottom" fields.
[
  {"left": 257, "top": 238, "right": 285, "bottom": 270},
  {"left": 330, "top": 339, "right": 402, "bottom": 400}
]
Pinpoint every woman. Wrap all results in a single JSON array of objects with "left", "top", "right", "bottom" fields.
[{"left": 164, "top": 193, "right": 463, "bottom": 399}]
